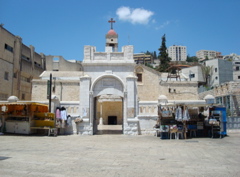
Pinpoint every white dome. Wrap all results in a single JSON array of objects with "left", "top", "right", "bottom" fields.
[
  {"left": 204, "top": 94, "right": 215, "bottom": 104},
  {"left": 158, "top": 95, "right": 168, "bottom": 100},
  {"left": 204, "top": 94, "right": 214, "bottom": 100},
  {"left": 158, "top": 95, "right": 168, "bottom": 104},
  {"left": 7, "top": 96, "right": 19, "bottom": 102}
]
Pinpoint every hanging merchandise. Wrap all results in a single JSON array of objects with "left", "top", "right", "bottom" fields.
[
  {"left": 175, "top": 106, "right": 182, "bottom": 121},
  {"left": 182, "top": 106, "right": 190, "bottom": 121}
]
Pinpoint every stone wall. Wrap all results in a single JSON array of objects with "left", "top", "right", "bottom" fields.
[
  {"left": 45, "top": 55, "right": 83, "bottom": 71},
  {"left": 32, "top": 80, "right": 80, "bottom": 101},
  {"left": 76, "top": 121, "right": 93, "bottom": 135},
  {"left": 159, "top": 81, "right": 199, "bottom": 100},
  {"left": 136, "top": 65, "right": 199, "bottom": 101},
  {"left": 138, "top": 116, "right": 158, "bottom": 135},
  {"left": 227, "top": 117, "right": 240, "bottom": 131},
  {"left": 198, "top": 89, "right": 214, "bottom": 100},
  {"left": 124, "top": 119, "right": 139, "bottom": 135},
  {"left": 136, "top": 65, "right": 160, "bottom": 101}
]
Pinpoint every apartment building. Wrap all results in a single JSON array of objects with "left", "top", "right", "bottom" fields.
[
  {"left": 196, "top": 50, "right": 222, "bottom": 60},
  {"left": 133, "top": 53, "right": 153, "bottom": 64},
  {"left": 0, "top": 25, "right": 46, "bottom": 101},
  {"left": 204, "top": 59, "right": 233, "bottom": 87},
  {"left": 223, "top": 53, "right": 240, "bottom": 82},
  {"left": 167, "top": 45, "right": 187, "bottom": 61}
]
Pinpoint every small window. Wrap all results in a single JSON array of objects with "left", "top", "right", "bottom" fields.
[
  {"left": 0, "top": 93, "right": 8, "bottom": 100},
  {"left": 236, "top": 66, "right": 239, "bottom": 71},
  {"left": 53, "top": 57, "right": 59, "bottom": 61},
  {"left": 215, "top": 68, "right": 217, "bottom": 72},
  {"left": 5, "top": 44, "right": 13, "bottom": 52},
  {"left": 21, "top": 55, "right": 30, "bottom": 61},
  {"left": 13, "top": 72, "right": 17, "bottom": 78},
  {"left": 137, "top": 73, "right": 142, "bottom": 82},
  {"left": 4, "top": 72, "right": 9, "bottom": 80},
  {"left": 22, "top": 93, "right": 25, "bottom": 100},
  {"left": 238, "top": 76, "right": 240, "bottom": 79},
  {"left": 215, "top": 76, "right": 218, "bottom": 80}
]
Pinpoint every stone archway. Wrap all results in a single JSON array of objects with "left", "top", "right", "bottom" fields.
[{"left": 90, "top": 75, "right": 125, "bottom": 134}]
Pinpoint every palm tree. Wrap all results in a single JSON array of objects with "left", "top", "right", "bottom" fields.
[{"left": 201, "top": 65, "right": 213, "bottom": 87}]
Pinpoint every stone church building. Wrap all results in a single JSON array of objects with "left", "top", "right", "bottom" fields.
[{"left": 31, "top": 21, "right": 200, "bottom": 135}]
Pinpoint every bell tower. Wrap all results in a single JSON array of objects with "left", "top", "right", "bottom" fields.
[{"left": 106, "top": 18, "right": 118, "bottom": 52}]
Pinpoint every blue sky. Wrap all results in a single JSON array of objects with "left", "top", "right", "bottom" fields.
[{"left": 0, "top": 0, "right": 239, "bottom": 61}]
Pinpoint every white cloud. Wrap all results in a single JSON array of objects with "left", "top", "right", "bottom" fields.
[
  {"left": 155, "top": 21, "right": 170, "bottom": 30},
  {"left": 116, "top": 6, "right": 154, "bottom": 25},
  {"left": 151, "top": 19, "right": 156, "bottom": 24}
]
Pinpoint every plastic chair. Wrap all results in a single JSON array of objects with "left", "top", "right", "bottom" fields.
[{"left": 176, "top": 129, "right": 184, "bottom": 139}]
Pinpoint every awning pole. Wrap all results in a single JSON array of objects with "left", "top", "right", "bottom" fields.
[{"left": 49, "top": 73, "right": 52, "bottom": 112}]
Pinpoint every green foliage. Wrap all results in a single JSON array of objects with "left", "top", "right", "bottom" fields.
[
  {"left": 201, "top": 65, "right": 213, "bottom": 86},
  {"left": 153, "top": 51, "right": 157, "bottom": 59},
  {"left": 186, "top": 55, "right": 199, "bottom": 62},
  {"left": 144, "top": 50, "right": 157, "bottom": 59},
  {"left": 157, "top": 34, "right": 171, "bottom": 72}
]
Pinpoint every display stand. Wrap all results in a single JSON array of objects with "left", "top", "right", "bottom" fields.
[
  {"left": 209, "top": 110, "right": 221, "bottom": 138},
  {"left": 31, "top": 112, "right": 56, "bottom": 136},
  {"left": 0, "top": 102, "right": 56, "bottom": 135}
]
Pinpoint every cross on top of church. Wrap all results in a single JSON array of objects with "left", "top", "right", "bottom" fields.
[{"left": 108, "top": 18, "right": 115, "bottom": 29}]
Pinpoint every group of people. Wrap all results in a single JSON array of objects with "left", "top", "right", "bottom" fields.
[{"left": 55, "top": 107, "right": 71, "bottom": 128}]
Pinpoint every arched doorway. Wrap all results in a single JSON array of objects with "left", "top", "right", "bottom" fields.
[
  {"left": 95, "top": 95, "right": 123, "bottom": 134},
  {"left": 90, "top": 75, "right": 125, "bottom": 135}
]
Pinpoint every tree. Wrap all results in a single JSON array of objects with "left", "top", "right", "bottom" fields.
[
  {"left": 157, "top": 34, "right": 171, "bottom": 72},
  {"left": 153, "top": 51, "right": 157, "bottom": 59},
  {"left": 201, "top": 65, "right": 213, "bottom": 87},
  {"left": 186, "top": 55, "right": 199, "bottom": 63},
  {"left": 144, "top": 51, "right": 157, "bottom": 59}
]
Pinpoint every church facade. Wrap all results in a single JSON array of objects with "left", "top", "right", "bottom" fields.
[{"left": 32, "top": 21, "right": 200, "bottom": 135}]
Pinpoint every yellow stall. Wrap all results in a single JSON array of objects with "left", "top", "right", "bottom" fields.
[{"left": 0, "top": 102, "right": 56, "bottom": 136}]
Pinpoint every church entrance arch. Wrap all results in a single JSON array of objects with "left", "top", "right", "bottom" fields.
[{"left": 90, "top": 75, "right": 125, "bottom": 135}]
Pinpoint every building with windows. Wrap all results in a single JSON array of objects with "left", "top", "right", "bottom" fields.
[
  {"left": 133, "top": 53, "right": 153, "bottom": 64},
  {"left": 232, "top": 60, "right": 240, "bottom": 82},
  {"left": 196, "top": 50, "right": 222, "bottom": 60},
  {"left": 204, "top": 59, "right": 233, "bottom": 87},
  {"left": 0, "top": 25, "right": 46, "bottom": 100},
  {"left": 222, "top": 53, "right": 240, "bottom": 82},
  {"left": 181, "top": 65, "right": 204, "bottom": 82},
  {"left": 167, "top": 45, "right": 187, "bottom": 61}
]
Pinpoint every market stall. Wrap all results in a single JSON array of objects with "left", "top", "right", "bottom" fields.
[
  {"left": 156, "top": 102, "right": 227, "bottom": 139},
  {"left": 0, "top": 102, "right": 56, "bottom": 136}
]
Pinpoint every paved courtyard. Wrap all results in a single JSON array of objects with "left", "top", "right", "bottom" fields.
[{"left": 0, "top": 130, "right": 240, "bottom": 177}]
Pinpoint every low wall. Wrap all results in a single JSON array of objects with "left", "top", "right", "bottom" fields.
[
  {"left": 227, "top": 117, "right": 240, "bottom": 133},
  {"left": 138, "top": 115, "right": 158, "bottom": 135}
]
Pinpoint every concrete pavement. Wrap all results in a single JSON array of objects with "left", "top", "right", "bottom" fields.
[{"left": 0, "top": 131, "right": 240, "bottom": 177}]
